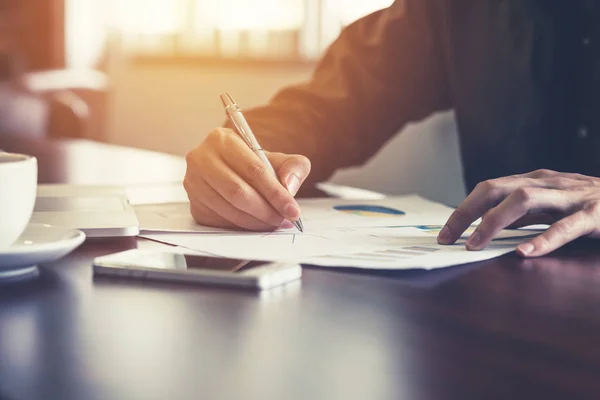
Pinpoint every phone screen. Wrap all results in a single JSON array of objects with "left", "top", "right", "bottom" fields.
[{"left": 101, "top": 250, "right": 270, "bottom": 273}]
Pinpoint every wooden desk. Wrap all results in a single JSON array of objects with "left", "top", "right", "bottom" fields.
[{"left": 1, "top": 134, "right": 600, "bottom": 400}]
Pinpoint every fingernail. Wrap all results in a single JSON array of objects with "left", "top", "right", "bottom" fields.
[
  {"left": 466, "top": 232, "right": 480, "bottom": 249},
  {"left": 438, "top": 226, "right": 451, "bottom": 243},
  {"left": 283, "top": 202, "right": 300, "bottom": 219},
  {"left": 517, "top": 242, "right": 535, "bottom": 256},
  {"left": 286, "top": 174, "right": 301, "bottom": 196}
]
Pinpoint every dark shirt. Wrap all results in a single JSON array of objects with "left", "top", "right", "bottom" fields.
[{"left": 235, "top": 0, "right": 600, "bottom": 192}]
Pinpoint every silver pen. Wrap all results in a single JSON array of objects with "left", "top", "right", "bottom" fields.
[{"left": 220, "top": 92, "right": 304, "bottom": 232}]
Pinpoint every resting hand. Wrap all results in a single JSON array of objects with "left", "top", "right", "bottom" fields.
[
  {"left": 437, "top": 169, "right": 600, "bottom": 257},
  {"left": 184, "top": 128, "right": 311, "bottom": 230}
]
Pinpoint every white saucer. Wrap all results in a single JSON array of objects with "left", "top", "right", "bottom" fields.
[{"left": 0, "top": 223, "right": 86, "bottom": 281}]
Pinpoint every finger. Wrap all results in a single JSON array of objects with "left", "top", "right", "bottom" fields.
[
  {"left": 185, "top": 176, "right": 277, "bottom": 231},
  {"left": 186, "top": 151, "right": 283, "bottom": 228},
  {"left": 523, "top": 169, "right": 599, "bottom": 189},
  {"left": 506, "top": 213, "right": 557, "bottom": 228},
  {"left": 184, "top": 176, "right": 230, "bottom": 228},
  {"left": 516, "top": 210, "right": 594, "bottom": 257},
  {"left": 560, "top": 173, "right": 600, "bottom": 186},
  {"left": 189, "top": 200, "right": 275, "bottom": 231},
  {"left": 437, "top": 174, "right": 583, "bottom": 245},
  {"left": 465, "top": 188, "right": 572, "bottom": 250},
  {"left": 438, "top": 177, "right": 525, "bottom": 244},
  {"left": 267, "top": 152, "right": 311, "bottom": 196},
  {"left": 185, "top": 129, "right": 290, "bottom": 227},
  {"left": 203, "top": 155, "right": 289, "bottom": 227},
  {"left": 523, "top": 169, "right": 558, "bottom": 179},
  {"left": 526, "top": 169, "right": 600, "bottom": 184},
  {"left": 189, "top": 200, "right": 234, "bottom": 229},
  {"left": 218, "top": 135, "right": 302, "bottom": 221}
]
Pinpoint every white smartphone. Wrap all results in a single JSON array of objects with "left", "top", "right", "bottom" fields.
[{"left": 92, "top": 249, "right": 302, "bottom": 290}]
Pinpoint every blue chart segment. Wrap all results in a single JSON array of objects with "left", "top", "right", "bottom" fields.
[{"left": 333, "top": 205, "right": 405, "bottom": 217}]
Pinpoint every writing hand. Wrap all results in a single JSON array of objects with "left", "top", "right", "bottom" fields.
[
  {"left": 437, "top": 169, "right": 600, "bottom": 257},
  {"left": 184, "top": 128, "right": 311, "bottom": 230}
]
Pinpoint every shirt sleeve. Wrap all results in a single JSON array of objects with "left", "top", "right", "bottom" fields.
[{"left": 226, "top": 0, "right": 451, "bottom": 184}]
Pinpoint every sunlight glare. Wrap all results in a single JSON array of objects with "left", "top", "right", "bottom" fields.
[
  {"left": 204, "top": 0, "right": 304, "bottom": 31},
  {"left": 325, "top": 0, "right": 394, "bottom": 25},
  {"left": 112, "top": 0, "right": 390, "bottom": 35},
  {"left": 65, "top": 0, "right": 107, "bottom": 68},
  {"left": 114, "top": 0, "right": 182, "bottom": 35}
]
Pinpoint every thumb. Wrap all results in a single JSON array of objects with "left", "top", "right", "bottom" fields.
[{"left": 266, "top": 152, "right": 311, "bottom": 196}]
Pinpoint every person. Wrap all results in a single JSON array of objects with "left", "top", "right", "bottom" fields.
[{"left": 184, "top": 0, "right": 600, "bottom": 258}]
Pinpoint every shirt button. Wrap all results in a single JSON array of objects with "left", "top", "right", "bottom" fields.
[{"left": 578, "top": 126, "right": 589, "bottom": 139}]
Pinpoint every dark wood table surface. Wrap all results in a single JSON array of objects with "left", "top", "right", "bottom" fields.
[{"left": 1, "top": 134, "right": 600, "bottom": 400}]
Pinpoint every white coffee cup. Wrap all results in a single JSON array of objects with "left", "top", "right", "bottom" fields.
[{"left": 0, "top": 153, "right": 38, "bottom": 249}]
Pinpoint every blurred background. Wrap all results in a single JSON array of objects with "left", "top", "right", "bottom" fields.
[{"left": 0, "top": 0, "right": 465, "bottom": 205}]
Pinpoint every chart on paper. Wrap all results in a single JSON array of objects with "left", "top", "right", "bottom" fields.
[
  {"left": 142, "top": 226, "right": 540, "bottom": 270},
  {"left": 296, "top": 226, "right": 539, "bottom": 269},
  {"left": 135, "top": 194, "right": 542, "bottom": 270},
  {"left": 135, "top": 195, "right": 456, "bottom": 233}
]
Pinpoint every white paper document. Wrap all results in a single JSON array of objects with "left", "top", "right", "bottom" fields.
[
  {"left": 135, "top": 202, "right": 233, "bottom": 233},
  {"left": 294, "top": 227, "right": 537, "bottom": 269},
  {"left": 142, "top": 230, "right": 377, "bottom": 259},
  {"left": 136, "top": 194, "right": 542, "bottom": 270},
  {"left": 141, "top": 225, "right": 539, "bottom": 270},
  {"left": 135, "top": 195, "right": 455, "bottom": 233}
]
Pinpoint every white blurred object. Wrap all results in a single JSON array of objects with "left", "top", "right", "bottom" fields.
[
  {"left": 65, "top": 0, "right": 109, "bottom": 69},
  {"left": 126, "top": 182, "right": 188, "bottom": 205},
  {"left": 324, "top": 0, "right": 394, "bottom": 25},
  {"left": 0, "top": 153, "right": 37, "bottom": 249},
  {"left": 20, "top": 69, "right": 108, "bottom": 93}
]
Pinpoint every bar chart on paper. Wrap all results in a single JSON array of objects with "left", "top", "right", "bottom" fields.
[{"left": 298, "top": 226, "right": 540, "bottom": 269}]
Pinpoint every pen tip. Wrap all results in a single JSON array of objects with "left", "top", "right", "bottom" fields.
[{"left": 293, "top": 219, "right": 304, "bottom": 233}]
